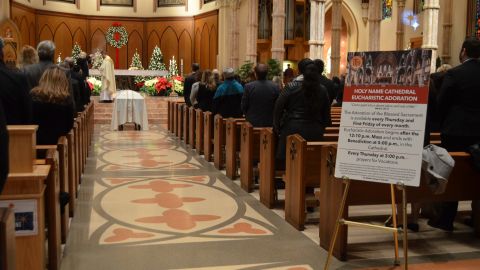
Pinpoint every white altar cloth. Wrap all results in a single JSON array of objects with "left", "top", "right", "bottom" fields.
[{"left": 111, "top": 90, "right": 149, "bottom": 131}]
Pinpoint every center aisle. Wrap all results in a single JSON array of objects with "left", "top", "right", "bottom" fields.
[{"left": 60, "top": 125, "right": 340, "bottom": 270}]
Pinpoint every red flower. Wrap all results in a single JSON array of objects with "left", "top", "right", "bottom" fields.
[
  {"left": 87, "top": 81, "right": 94, "bottom": 91},
  {"left": 136, "top": 81, "right": 145, "bottom": 88},
  {"left": 172, "top": 75, "right": 183, "bottom": 82},
  {"left": 112, "top": 22, "right": 121, "bottom": 27},
  {"left": 154, "top": 77, "right": 172, "bottom": 94},
  {"left": 114, "top": 32, "right": 120, "bottom": 41}
]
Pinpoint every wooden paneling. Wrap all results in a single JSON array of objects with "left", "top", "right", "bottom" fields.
[
  {"left": 194, "top": 10, "right": 219, "bottom": 70},
  {"left": 10, "top": 2, "right": 217, "bottom": 70}
]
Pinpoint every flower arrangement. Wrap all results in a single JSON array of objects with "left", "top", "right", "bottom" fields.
[
  {"left": 137, "top": 75, "right": 184, "bottom": 96},
  {"left": 87, "top": 77, "right": 102, "bottom": 96}
]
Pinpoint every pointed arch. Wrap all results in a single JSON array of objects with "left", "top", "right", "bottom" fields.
[
  {"left": 39, "top": 25, "right": 54, "bottom": 42},
  {"left": 127, "top": 29, "right": 144, "bottom": 68},
  {"left": 194, "top": 28, "right": 202, "bottom": 64},
  {"left": 147, "top": 30, "right": 161, "bottom": 67},
  {"left": 54, "top": 22, "right": 74, "bottom": 59},
  {"left": 73, "top": 28, "right": 88, "bottom": 53},
  {"left": 90, "top": 28, "right": 107, "bottom": 54},
  {"left": 200, "top": 23, "right": 210, "bottom": 69},
  {"left": 160, "top": 26, "right": 179, "bottom": 68},
  {"left": 209, "top": 25, "right": 217, "bottom": 69},
  {"left": 179, "top": 29, "right": 193, "bottom": 74}
]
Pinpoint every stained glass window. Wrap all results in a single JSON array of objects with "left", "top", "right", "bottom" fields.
[{"left": 382, "top": 0, "right": 392, "bottom": 20}]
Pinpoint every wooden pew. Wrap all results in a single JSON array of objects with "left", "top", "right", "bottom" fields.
[
  {"left": 35, "top": 147, "right": 62, "bottom": 270},
  {"left": 259, "top": 128, "right": 277, "bottom": 208},
  {"left": 203, "top": 112, "right": 214, "bottom": 162},
  {"left": 188, "top": 107, "right": 196, "bottom": 148},
  {"left": 195, "top": 109, "right": 204, "bottom": 154},
  {"left": 225, "top": 118, "right": 246, "bottom": 179},
  {"left": 182, "top": 104, "right": 189, "bottom": 143},
  {"left": 167, "top": 100, "right": 172, "bottom": 132},
  {"left": 2, "top": 125, "right": 49, "bottom": 270},
  {"left": 177, "top": 103, "right": 184, "bottom": 139},
  {"left": 213, "top": 114, "right": 226, "bottom": 169},
  {"left": 319, "top": 144, "right": 480, "bottom": 261},
  {"left": 240, "top": 122, "right": 262, "bottom": 192},
  {"left": 284, "top": 134, "right": 338, "bottom": 230},
  {"left": 56, "top": 137, "right": 70, "bottom": 244},
  {"left": 0, "top": 207, "right": 16, "bottom": 270},
  {"left": 67, "top": 130, "right": 77, "bottom": 216}
]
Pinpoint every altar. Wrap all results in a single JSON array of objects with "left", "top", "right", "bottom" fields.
[
  {"left": 89, "top": 69, "right": 168, "bottom": 90},
  {"left": 111, "top": 90, "right": 149, "bottom": 131}
]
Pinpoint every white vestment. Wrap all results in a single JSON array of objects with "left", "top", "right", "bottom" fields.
[{"left": 100, "top": 55, "right": 116, "bottom": 101}]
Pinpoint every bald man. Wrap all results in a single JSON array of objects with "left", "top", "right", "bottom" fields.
[{"left": 241, "top": 63, "right": 280, "bottom": 127}]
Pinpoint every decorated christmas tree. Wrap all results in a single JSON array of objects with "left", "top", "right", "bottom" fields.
[
  {"left": 129, "top": 49, "right": 143, "bottom": 70},
  {"left": 148, "top": 46, "right": 167, "bottom": 71},
  {"left": 168, "top": 56, "right": 179, "bottom": 78},
  {"left": 71, "top": 43, "right": 81, "bottom": 64}
]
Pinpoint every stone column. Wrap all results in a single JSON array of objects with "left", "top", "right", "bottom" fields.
[
  {"left": 422, "top": 0, "right": 440, "bottom": 71},
  {"left": 0, "top": 0, "right": 10, "bottom": 21},
  {"left": 271, "top": 0, "right": 286, "bottom": 62},
  {"left": 330, "top": 0, "right": 342, "bottom": 77},
  {"left": 368, "top": 0, "right": 381, "bottom": 51},
  {"left": 245, "top": 0, "right": 258, "bottom": 64},
  {"left": 441, "top": 0, "right": 452, "bottom": 64},
  {"left": 217, "top": 0, "right": 240, "bottom": 70},
  {"left": 396, "top": 0, "right": 406, "bottom": 50},
  {"left": 231, "top": 2, "right": 240, "bottom": 68},
  {"left": 309, "top": 0, "right": 326, "bottom": 60}
]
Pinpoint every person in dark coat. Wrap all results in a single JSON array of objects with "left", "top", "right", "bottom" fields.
[
  {"left": 63, "top": 57, "right": 85, "bottom": 112},
  {"left": 22, "top": 40, "right": 56, "bottom": 90},
  {"left": 241, "top": 63, "right": 280, "bottom": 127},
  {"left": 0, "top": 101, "right": 8, "bottom": 194},
  {"left": 212, "top": 67, "right": 244, "bottom": 118},
  {"left": 183, "top": 63, "right": 200, "bottom": 106},
  {"left": 314, "top": 59, "right": 336, "bottom": 105},
  {"left": 273, "top": 58, "right": 331, "bottom": 169},
  {"left": 0, "top": 37, "right": 32, "bottom": 125},
  {"left": 196, "top": 70, "right": 217, "bottom": 112},
  {"left": 30, "top": 66, "right": 75, "bottom": 146},
  {"left": 430, "top": 37, "right": 480, "bottom": 231}
]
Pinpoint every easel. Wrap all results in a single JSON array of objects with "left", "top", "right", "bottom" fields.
[{"left": 323, "top": 177, "right": 409, "bottom": 270}]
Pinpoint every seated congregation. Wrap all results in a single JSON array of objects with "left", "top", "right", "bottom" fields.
[
  {"left": 168, "top": 37, "right": 480, "bottom": 261},
  {"left": 0, "top": 38, "right": 94, "bottom": 270}
]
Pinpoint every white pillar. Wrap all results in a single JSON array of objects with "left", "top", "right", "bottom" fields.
[
  {"left": 330, "top": 0, "right": 342, "bottom": 77},
  {"left": 368, "top": 0, "right": 382, "bottom": 51},
  {"left": 309, "top": 0, "right": 326, "bottom": 60},
  {"left": 396, "top": 0, "right": 406, "bottom": 50},
  {"left": 0, "top": 0, "right": 10, "bottom": 22},
  {"left": 217, "top": 0, "right": 240, "bottom": 70},
  {"left": 441, "top": 0, "right": 452, "bottom": 64},
  {"left": 422, "top": 0, "right": 440, "bottom": 71},
  {"left": 245, "top": 0, "right": 258, "bottom": 64},
  {"left": 271, "top": 0, "right": 285, "bottom": 62}
]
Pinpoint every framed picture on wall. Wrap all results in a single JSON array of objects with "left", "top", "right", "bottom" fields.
[
  {"left": 101, "top": 0, "right": 134, "bottom": 6},
  {"left": 158, "top": 0, "right": 185, "bottom": 6}
]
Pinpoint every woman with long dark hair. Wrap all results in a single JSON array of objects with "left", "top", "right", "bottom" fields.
[
  {"left": 196, "top": 69, "right": 217, "bottom": 112},
  {"left": 273, "top": 59, "right": 331, "bottom": 169}
]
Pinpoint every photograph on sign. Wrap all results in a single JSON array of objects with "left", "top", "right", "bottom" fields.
[
  {"left": 334, "top": 49, "right": 432, "bottom": 187},
  {"left": 0, "top": 200, "right": 38, "bottom": 236}
]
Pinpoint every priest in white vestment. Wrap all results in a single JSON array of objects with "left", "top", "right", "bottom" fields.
[{"left": 100, "top": 54, "right": 116, "bottom": 102}]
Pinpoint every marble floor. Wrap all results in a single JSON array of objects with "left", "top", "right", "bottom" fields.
[{"left": 60, "top": 125, "right": 480, "bottom": 270}]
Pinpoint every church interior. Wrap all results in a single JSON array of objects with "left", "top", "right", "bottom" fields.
[{"left": 0, "top": 0, "right": 480, "bottom": 269}]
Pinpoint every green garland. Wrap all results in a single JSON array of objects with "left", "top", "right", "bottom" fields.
[{"left": 106, "top": 25, "right": 128, "bottom": 48}]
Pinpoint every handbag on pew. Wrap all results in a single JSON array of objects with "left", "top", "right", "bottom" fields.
[
  {"left": 421, "top": 144, "right": 455, "bottom": 195},
  {"left": 468, "top": 143, "right": 480, "bottom": 171}
]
